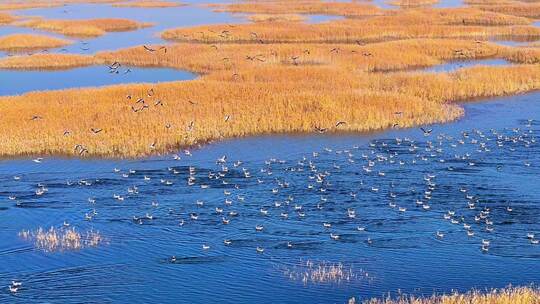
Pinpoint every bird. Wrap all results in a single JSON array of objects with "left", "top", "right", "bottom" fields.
[
  {"left": 90, "top": 128, "right": 102, "bottom": 134},
  {"left": 314, "top": 126, "right": 328, "bottom": 133},
  {"left": 420, "top": 127, "right": 433, "bottom": 136},
  {"left": 335, "top": 121, "right": 347, "bottom": 128},
  {"left": 143, "top": 45, "right": 155, "bottom": 52}
]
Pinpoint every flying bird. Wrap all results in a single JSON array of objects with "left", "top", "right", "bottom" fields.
[
  {"left": 420, "top": 127, "right": 433, "bottom": 136},
  {"left": 143, "top": 45, "right": 156, "bottom": 52}
]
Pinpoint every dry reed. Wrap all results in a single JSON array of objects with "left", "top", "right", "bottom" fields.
[
  {"left": 1, "top": 3, "right": 540, "bottom": 157},
  {"left": 390, "top": 0, "right": 439, "bottom": 8},
  {"left": 248, "top": 14, "right": 307, "bottom": 23},
  {"left": 161, "top": 12, "right": 537, "bottom": 45},
  {"left": 1, "top": 37, "right": 540, "bottom": 157},
  {"left": 359, "top": 286, "right": 540, "bottom": 304},
  {"left": 16, "top": 18, "right": 152, "bottom": 37},
  {"left": 283, "top": 260, "right": 359, "bottom": 285},
  {"left": 19, "top": 227, "right": 103, "bottom": 252},
  {"left": 211, "top": 0, "right": 386, "bottom": 17},
  {"left": 0, "top": 12, "right": 15, "bottom": 24},
  {"left": 475, "top": 3, "right": 540, "bottom": 18},
  {"left": 0, "top": 53, "right": 94, "bottom": 70},
  {"left": 0, "top": 34, "right": 72, "bottom": 51}
]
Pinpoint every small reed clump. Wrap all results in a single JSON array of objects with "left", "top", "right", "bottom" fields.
[
  {"left": 16, "top": 17, "right": 152, "bottom": 37},
  {"left": 0, "top": 34, "right": 72, "bottom": 51},
  {"left": 248, "top": 14, "right": 307, "bottom": 23},
  {"left": 283, "top": 260, "right": 359, "bottom": 285},
  {"left": 19, "top": 227, "right": 103, "bottom": 252},
  {"left": 0, "top": 12, "right": 15, "bottom": 24}
]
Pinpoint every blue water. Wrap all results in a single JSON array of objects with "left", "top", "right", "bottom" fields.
[
  {"left": 0, "top": 66, "right": 195, "bottom": 96},
  {"left": 422, "top": 58, "right": 510, "bottom": 73}
]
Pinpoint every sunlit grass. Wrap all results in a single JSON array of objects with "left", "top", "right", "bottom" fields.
[
  {"left": 0, "top": 12, "right": 15, "bottom": 24},
  {"left": 210, "top": 0, "right": 386, "bottom": 17},
  {"left": 248, "top": 14, "right": 307, "bottom": 23},
  {"left": 358, "top": 286, "right": 540, "bottom": 304},
  {"left": 0, "top": 53, "right": 94, "bottom": 70},
  {"left": 475, "top": 3, "right": 540, "bottom": 18},
  {"left": 161, "top": 12, "right": 537, "bottom": 44},
  {"left": 389, "top": 0, "right": 439, "bottom": 8},
  {"left": 19, "top": 227, "right": 103, "bottom": 252},
  {"left": 16, "top": 17, "right": 152, "bottom": 37},
  {"left": 0, "top": 77, "right": 461, "bottom": 157},
  {"left": 0, "top": 39, "right": 507, "bottom": 72},
  {"left": 0, "top": 37, "right": 539, "bottom": 157},
  {"left": 0, "top": 34, "right": 73, "bottom": 51}
]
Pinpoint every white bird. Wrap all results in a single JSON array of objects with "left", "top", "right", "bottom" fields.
[{"left": 11, "top": 281, "right": 22, "bottom": 287}]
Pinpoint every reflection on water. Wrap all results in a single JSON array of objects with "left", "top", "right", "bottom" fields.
[
  {"left": 0, "top": 92, "right": 539, "bottom": 303},
  {"left": 433, "top": 0, "right": 464, "bottom": 8},
  {"left": 0, "top": 66, "right": 195, "bottom": 96},
  {"left": 422, "top": 58, "right": 510, "bottom": 73}
]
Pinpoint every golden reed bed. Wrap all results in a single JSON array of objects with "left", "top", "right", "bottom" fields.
[
  {"left": 0, "top": 0, "right": 126, "bottom": 11},
  {"left": 0, "top": 34, "right": 72, "bottom": 51},
  {"left": 15, "top": 17, "right": 152, "bottom": 38},
  {"left": 0, "top": 12, "right": 15, "bottom": 24},
  {"left": 1, "top": 1, "right": 540, "bottom": 157},
  {"left": 358, "top": 286, "right": 540, "bottom": 304}
]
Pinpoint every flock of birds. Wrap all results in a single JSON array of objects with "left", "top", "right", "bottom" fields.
[{"left": 5, "top": 119, "right": 539, "bottom": 294}]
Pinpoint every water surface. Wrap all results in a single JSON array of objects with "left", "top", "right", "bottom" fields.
[{"left": 0, "top": 66, "right": 195, "bottom": 96}]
